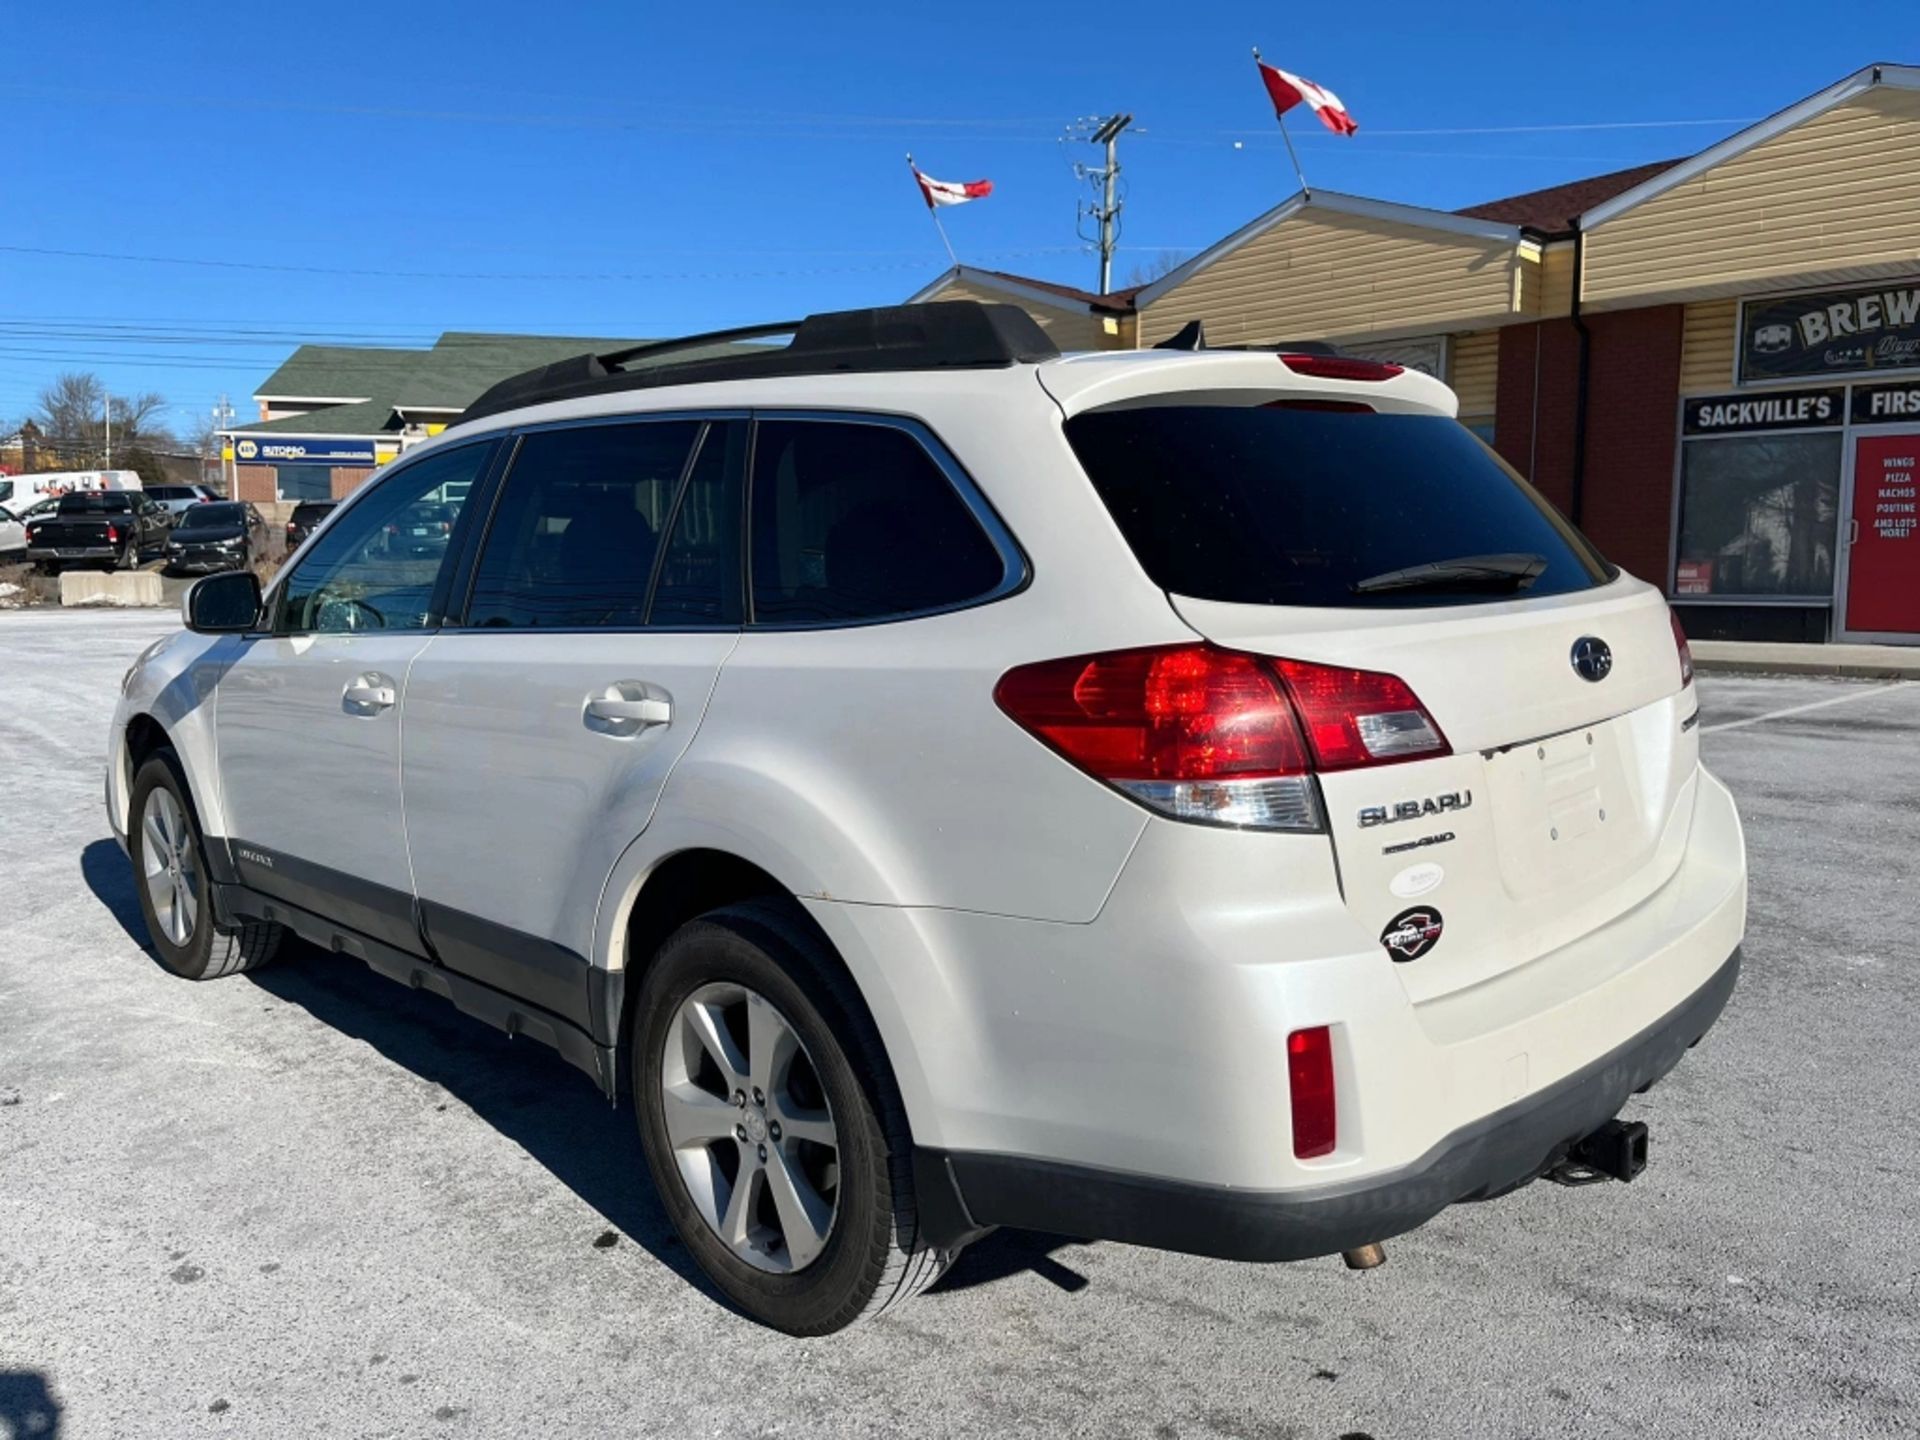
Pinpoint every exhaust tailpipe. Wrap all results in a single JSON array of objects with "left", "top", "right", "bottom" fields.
[{"left": 1341, "top": 1243, "right": 1386, "bottom": 1270}]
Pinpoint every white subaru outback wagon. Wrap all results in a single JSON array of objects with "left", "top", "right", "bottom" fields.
[{"left": 110, "top": 303, "right": 1745, "bottom": 1335}]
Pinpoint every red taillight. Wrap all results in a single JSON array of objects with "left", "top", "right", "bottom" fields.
[
  {"left": 1287, "top": 1026, "right": 1337, "bottom": 1159},
  {"left": 1670, "top": 609, "right": 1694, "bottom": 688},
  {"left": 1274, "top": 659, "right": 1449, "bottom": 772},
  {"left": 1278, "top": 353, "right": 1403, "bottom": 382},
  {"left": 995, "top": 644, "right": 1308, "bottom": 782},
  {"left": 995, "top": 645, "right": 1448, "bottom": 830},
  {"left": 105, "top": 524, "right": 120, "bottom": 543}
]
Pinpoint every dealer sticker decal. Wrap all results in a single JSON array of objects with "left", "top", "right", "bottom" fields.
[{"left": 1381, "top": 907, "right": 1444, "bottom": 962}]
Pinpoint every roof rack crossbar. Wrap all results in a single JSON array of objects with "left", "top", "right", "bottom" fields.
[{"left": 459, "top": 302, "right": 1059, "bottom": 425}]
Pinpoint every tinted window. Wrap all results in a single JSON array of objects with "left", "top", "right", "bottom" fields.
[
  {"left": 278, "top": 442, "right": 493, "bottom": 634},
  {"left": 181, "top": 503, "right": 247, "bottom": 526},
  {"left": 291, "top": 502, "right": 336, "bottom": 524},
  {"left": 651, "top": 421, "right": 746, "bottom": 626},
  {"left": 749, "top": 420, "right": 1006, "bottom": 624},
  {"left": 1064, "top": 406, "right": 1610, "bottom": 608},
  {"left": 58, "top": 493, "right": 134, "bottom": 514},
  {"left": 1675, "top": 433, "right": 1839, "bottom": 598},
  {"left": 466, "top": 421, "right": 698, "bottom": 629},
  {"left": 148, "top": 486, "right": 189, "bottom": 500}
]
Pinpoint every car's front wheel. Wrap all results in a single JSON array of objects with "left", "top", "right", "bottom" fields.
[
  {"left": 128, "top": 752, "right": 283, "bottom": 980},
  {"left": 633, "top": 902, "right": 958, "bottom": 1334}
]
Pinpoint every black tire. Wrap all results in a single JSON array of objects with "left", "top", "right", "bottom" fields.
[
  {"left": 128, "top": 751, "right": 283, "bottom": 980},
  {"left": 632, "top": 901, "right": 958, "bottom": 1334}
]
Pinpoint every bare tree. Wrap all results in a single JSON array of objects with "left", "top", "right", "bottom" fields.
[
  {"left": 33, "top": 372, "right": 175, "bottom": 466},
  {"left": 1121, "top": 249, "right": 1189, "bottom": 289}
]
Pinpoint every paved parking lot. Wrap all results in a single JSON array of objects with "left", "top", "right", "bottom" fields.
[{"left": 3, "top": 610, "right": 1916, "bottom": 1440}]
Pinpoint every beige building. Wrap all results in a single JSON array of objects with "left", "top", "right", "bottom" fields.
[{"left": 911, "top": 64, "right": 1920, "bottom": 644}]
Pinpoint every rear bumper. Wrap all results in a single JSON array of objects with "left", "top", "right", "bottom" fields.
[
  {"left": 918, "top": 945, "right": 1739, "bottom": 1258},
  {"left": 166, "top": 553, "right": 244, "bottom": 573},
  {"left": 27, "top": 544, "right": 118, "bottom": 561}
]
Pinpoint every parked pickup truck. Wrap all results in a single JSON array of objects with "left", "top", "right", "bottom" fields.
[{"left": 25, "top": 490, "right": 171, "bottom": 571}]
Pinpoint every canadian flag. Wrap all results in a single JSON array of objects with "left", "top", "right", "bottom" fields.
[
  {"left": 912, "top": 165, "right": 993, "bottom": 209},
  {"left": 1257, "top": 60, "right": 1358, "bottom": 137}
]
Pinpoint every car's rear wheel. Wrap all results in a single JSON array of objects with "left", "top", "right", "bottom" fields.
[
  {"left": 129, "top": 752, "right": 283, "bottom": 980},
  {"left": 633, "top": 901, "right": 957, "bottom": 1334}
]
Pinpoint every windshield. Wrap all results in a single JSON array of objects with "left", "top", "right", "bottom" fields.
[
  {"left": 1063, "top": 404, "right": 1611, "bottom": 608},
  {"left": 180, "top": 503, "right": 246, "bottom": 527}
]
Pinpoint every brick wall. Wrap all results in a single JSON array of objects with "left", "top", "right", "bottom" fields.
[
  {"left": 234, "top": 465, "right": 277, "bottom": 503},
  {"left": 1492, "top": 305, "right": 1683, "bottom": 588},
  {"left": 329, "top": 467, "right": 374, "bottom": 499},
  {"left": 1581, "top": 305, "right": 1683, "bottom": 586}
]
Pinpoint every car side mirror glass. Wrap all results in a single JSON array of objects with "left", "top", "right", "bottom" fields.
[{"left": 183, "top": 570, "right": 263, "bottom": 634}]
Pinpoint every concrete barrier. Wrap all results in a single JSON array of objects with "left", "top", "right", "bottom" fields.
[{"left": 60, "top": 570, "right": 166, "bottom": 608}]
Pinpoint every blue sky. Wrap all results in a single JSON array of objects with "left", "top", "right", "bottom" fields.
[{"left": 3, "top": 1, "right": 1912, "bottom": 436}]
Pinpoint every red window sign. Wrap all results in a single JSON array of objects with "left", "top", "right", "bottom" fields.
[
  {"left": 1674, "top": 560, "right": 1714, "bottom": 596},
  {"left": 1845, "top": 433, "right": 1920, "bottom": 634}
]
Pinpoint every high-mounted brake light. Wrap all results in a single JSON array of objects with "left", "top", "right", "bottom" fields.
[
  {"left": 1287, "top": 1026, "right": 1337, "bottom": 1159},
  {"left": 1670, "top": 609, "right": 1694, "bottom": 688},
  {"left": 995, "top": 645, "right": 1450, "bottom": 830},
  {"left": 1278, "top": 353, "right": 1403, "bottom": 382}
]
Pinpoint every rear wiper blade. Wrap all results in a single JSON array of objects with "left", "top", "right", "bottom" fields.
[{"left": 1351, "top": 552, "right": 1548, "bottom": 595}]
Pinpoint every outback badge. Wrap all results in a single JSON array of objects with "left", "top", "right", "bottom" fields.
[{"left": 1381, "top": 907, "right": 1444, "bottom": 962}]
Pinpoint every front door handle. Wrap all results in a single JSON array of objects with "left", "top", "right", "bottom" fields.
[
  {"left": 584, "top": 682, "right": 671, "bottom": 734},
  {"left": 343, "top": 672, "right": 398, "bottom": 714}
]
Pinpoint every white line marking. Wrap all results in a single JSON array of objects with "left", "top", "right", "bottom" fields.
[{"left": 1701, "top": 681, "right": 1915, "bottom": 734}]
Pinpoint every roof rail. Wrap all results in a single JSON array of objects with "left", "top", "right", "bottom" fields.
[{"left": 460, "top": 301, "right": 1059, "bottom": 424}]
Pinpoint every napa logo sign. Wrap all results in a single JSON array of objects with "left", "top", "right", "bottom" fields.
[{"left": 230, "top": 436, "right": 377, "bottom": 466}]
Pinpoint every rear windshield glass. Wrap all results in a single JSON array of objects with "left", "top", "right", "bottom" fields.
[
  {"left": 57, "top": 492, "right": 134, "bottom": 513},
  {"left": 1064, "top": 405, "right": 1611, "bottom": 608},
  {"left": 183, "top": 503, "right": 246, "bottom": 525}
]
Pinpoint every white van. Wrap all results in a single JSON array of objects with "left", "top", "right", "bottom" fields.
[{"left": 0, "top": 470, "right": 144, "bottom": 512}]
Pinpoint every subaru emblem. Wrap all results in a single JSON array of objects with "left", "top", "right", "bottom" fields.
[{"left": 1570, "top": 636, "right": 1613, "bottom": 683}]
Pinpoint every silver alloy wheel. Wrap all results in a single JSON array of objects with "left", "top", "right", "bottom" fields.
[
  {"left": 140, "top": 786, "right": 199, "bottom": 947},
  {"left": 662, "top": 982, "right": 840, "bottom": 1274}
]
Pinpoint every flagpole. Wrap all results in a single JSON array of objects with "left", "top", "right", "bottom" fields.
[
  {"left": 1252, "top": 47, "right": 1310, "bottom": 196},
  {"left": 1277, "top": 113, "right": 1310, "bottom": 196},
  {"left": 907, "top": 152, "right": 959, "bottom": 267}
]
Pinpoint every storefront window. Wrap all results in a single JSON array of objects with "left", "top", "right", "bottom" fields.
[
  {"left": 1674, "top": 433, "right": 1840, "bottom": 597},
  {"left": 276, "top": 466, "right": 334, "bottom": 501}
]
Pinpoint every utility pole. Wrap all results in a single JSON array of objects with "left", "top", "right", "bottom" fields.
[
  {"left": 103, "top": 393, "right": 112, "bottom": 469},
  {"left": 1088, "top": 113, "right": 1132, "bottom": 295},
  {"left": 212, "top": 394, "right": 235, "bottom": 493}
]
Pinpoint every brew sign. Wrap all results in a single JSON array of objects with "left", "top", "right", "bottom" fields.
[{"left": 1740, "top": 281, "right": 1920, "bottom": 383}]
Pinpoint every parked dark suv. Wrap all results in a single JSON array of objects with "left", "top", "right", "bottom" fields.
[
  {"left": 164, "top": 502, "right": 271, "bottom": 575},
  {"left": 285, "top": 500, "right": 338, "bottom": 550}
]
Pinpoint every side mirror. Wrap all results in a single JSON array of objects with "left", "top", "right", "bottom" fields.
[{"left": 183, "top": 570, "right": 263, "bottom": 634}]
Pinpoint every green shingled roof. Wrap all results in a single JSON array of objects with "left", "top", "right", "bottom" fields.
[
  {"left": 394, "top": 333, "right": 646, "bottom": 412},
  {"left": 239, "top": 399, "right": 403, "bottom": 436},
  {"left": 253, "top": 344, "right": 428, "bottom": 403},
  {"left": 236, "top": 331, "right": 653, "bottom": 440}
]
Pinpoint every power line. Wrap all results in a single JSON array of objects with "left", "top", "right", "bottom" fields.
[{"left": 0, "top": 242, "right": 1096, "bottom": 284}]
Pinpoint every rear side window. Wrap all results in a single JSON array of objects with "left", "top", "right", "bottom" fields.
[
  {"left": 58, "top": 493, "right": 133, "bottom": 514},
  {"left": 1064, "top": 405, "right": 1611, "bottom": 608},
  {"left": 749, "top": 419, "right": 1006, "bottom": 624},
  {"left": 466, "top": 421, "right": 700, "bottom": 629}
]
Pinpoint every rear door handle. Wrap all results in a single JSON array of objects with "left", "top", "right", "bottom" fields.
[
  {"left": 343, "top": 672, "right": 398, "bottom": 714},
  {"left": 585, "top": 682, "right": 671, "bottom": 733}
]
